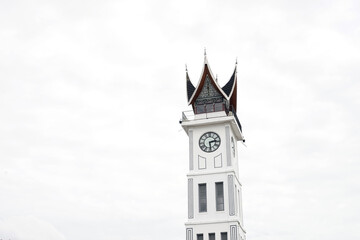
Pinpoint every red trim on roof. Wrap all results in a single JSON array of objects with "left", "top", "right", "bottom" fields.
[{"left": 188, "top": 63, "right": 227, "bottom": 106}]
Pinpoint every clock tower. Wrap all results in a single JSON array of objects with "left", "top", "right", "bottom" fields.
[{"left": 180, "top": 54, "right": 246, "bottom": 240}]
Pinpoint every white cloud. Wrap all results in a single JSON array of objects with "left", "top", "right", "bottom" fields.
[
  {"left": 0, "top": 216, "right": 66, "bottom": 240},
  {"left": 0, "top": 0, "right": 359, "bottom": 240}
]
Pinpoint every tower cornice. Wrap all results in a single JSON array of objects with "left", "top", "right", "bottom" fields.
[{"left": 181, "top": 114, "right": 244, "bottom": 141}]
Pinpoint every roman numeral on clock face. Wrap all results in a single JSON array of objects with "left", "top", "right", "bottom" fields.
[{"left": 198, "top": 132, "right": 221, "bottom": 153}]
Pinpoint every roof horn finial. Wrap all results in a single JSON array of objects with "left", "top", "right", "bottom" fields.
[
  {"left": 185, "top": 64, "right": 188, "bottom": 72},
  {"left": 204, "top": 47, "right": 208, "bottom": 64},
  {"left": 235, "top": 57, "right": 238, "bottom": 73}
]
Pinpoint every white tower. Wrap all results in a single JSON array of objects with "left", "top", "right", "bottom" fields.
[{"left": 181, "top": 55, "right": 246, "bottom": 240}]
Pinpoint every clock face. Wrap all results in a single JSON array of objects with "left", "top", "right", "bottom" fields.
[{"left": 199, "top": 132, "right": 221, "bottom": 152}]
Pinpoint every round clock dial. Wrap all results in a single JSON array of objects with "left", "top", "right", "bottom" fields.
[{"left": 199, "top": 132, "right": 221, "bottom": 152}]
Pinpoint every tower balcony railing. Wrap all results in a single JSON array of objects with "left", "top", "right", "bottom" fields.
[{"left": 181, "top": 105, "right": 242, "bottom": 133}]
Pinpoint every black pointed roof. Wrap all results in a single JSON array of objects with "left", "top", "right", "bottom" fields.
[
  {"left": 222, "top": 66, "right": 237, "bottom": 111},
  {"left": 186, "top": 72, "right": 195, "bottom": 102},
  {"left": 222, "top": 68, "right": 236, "bottom": 96}
]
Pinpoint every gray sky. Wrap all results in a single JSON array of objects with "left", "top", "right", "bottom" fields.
[{"left": 1, "top": 0, "right": 359, "bottom": 239}]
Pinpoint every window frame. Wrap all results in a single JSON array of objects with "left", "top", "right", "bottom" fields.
[
  {"left": 209, "top": 233, "right": 215, "bottom": 240},
  {"left": 215, "top": 182, "right": 224, "bottom": 211},
  {"left": 198, "top": 183, "right": 207, "bottom": 212},
  {"left": 221, "top": 232, "right": 228, "bottom": 240}
]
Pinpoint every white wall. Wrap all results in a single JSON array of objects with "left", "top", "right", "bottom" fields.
[{"left": 185, "top": 118, "right": 245, "bottom": 240}]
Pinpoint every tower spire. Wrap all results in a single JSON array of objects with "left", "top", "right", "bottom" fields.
[{"left": 204, "top": 47, "right": 208, "bottom": 64}]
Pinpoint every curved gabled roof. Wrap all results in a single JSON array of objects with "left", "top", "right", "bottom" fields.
[
  {"left": 185, "top": 55, "right": 238, "bottom": 111},
  {"left": 187, "top": 56, "right": 228, "bottom": 105}
]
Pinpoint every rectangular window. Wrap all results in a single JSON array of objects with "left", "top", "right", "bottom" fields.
[
  {"left": 221, "top": 232, "right": 228, "bottom": 240},
  {"left": 197, "top": 234, "right": 204, "bottom": 240},
  {"left": 209, "top": 233, "right": 215, "bottom": 240},
  {"left": 199, "top": 184, "right": 207, "bottom": 212},
  {"left": 216, "top": 182, "right": 224, "bottom": 211}
]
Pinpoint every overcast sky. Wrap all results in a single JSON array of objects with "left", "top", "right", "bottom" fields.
[{"left": 1, "top": 0, "right": 360, "bottom": 240}]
